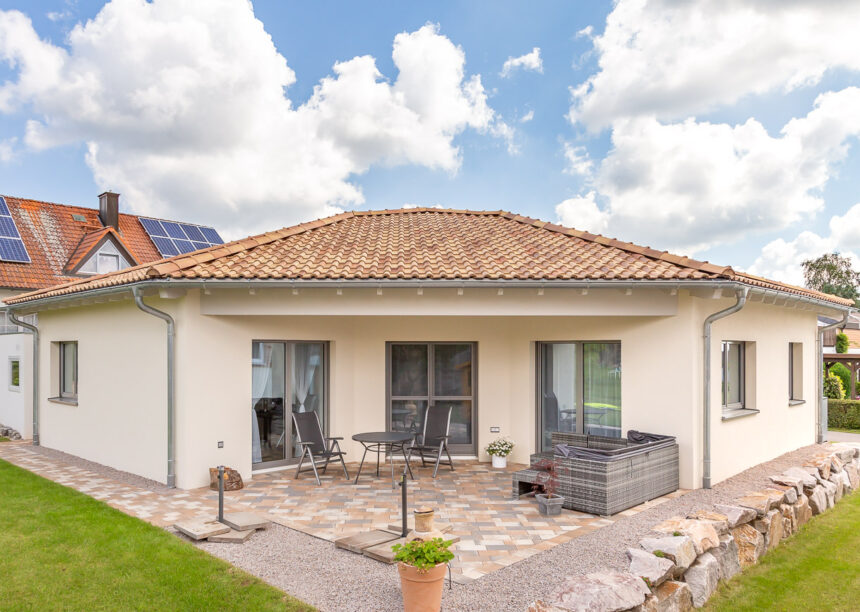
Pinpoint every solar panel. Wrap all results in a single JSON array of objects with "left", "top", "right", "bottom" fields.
[
  {"left": 0, "top": 197, "right": 30, "bottom": 263},
  {"left": 139, "top": 216, "right": 223, "bottom": 258}
]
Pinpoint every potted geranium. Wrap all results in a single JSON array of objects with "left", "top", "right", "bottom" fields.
[
  {"left": 532, "top": 457, "right": 564, "bottom": 516},
  {"left": 392, "top": 537, "right": 454, "bottom": 612},
  {"left": 485, "top": 437, "right": 514, "bottom": 468}
]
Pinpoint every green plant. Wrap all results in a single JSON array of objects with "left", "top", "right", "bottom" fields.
[
  {"left": 532, "top": 457, "right": 561, "bottom": 498},
  {"left": 828, "top": 363, "right": 851, "bottom": 395},
  {"left": 391, "top": 538, "right": 454, "bottom": 571},
  {"left": 485, "top": 437, "right": 514, "bottom": 457},
  {"left": 673, "top": 531, "right": 683, "bottom": 537},
  {"left": 653, "top": 550, "right": 667, "bottom": 558},
  {"left": 827, "top": 399, "right": 860, "bottom": 429},
  {"left": 824, "top": 373, "right": 846, "bottom": 400},
  {"left": 836, "top": 333, "right": 850, "bottom": 354}
]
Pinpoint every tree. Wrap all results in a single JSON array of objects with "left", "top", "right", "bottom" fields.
[
  {"left": 836, "top": 333, "right": 850, "bottom": 354},
  {"left": 801, "top": 252, "right": 860, "bottom": 304}
]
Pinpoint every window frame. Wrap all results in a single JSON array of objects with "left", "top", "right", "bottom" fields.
[
  {"left": 59, "top": 341, "right": 78, "bottom": 400},
  {"left": 8, "top": 356, "right": 20, "bottom": 392},
  {"left": 721, "top": 340, "right": 745, "bottom": 411},
  {"left": 789, "top": 342, "right": 804, "bottom": 403}
]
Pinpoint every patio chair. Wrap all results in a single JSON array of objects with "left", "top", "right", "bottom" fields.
[
  {"left": 292, "top": 411, "right": 349, "bottom": 485},
  {"left": 407, "top": 404, "right": 454, "bottom": 478}
]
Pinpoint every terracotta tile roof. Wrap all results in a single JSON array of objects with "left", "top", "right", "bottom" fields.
[
  {"left": 2, "top": 195, "right": 169, "bottom": 290},
  {"left": 4, "top": 208, "right": 854, "bottom": 307},
  {"left": 63, "top": 227, "right": 140, "bottom": 274}
]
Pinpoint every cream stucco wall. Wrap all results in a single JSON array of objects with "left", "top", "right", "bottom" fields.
[
  {"left": 35, "top": 301, "right": 168, "bottom": 482},
  {"left": 1, "top": 288, "right": 32, "bottom": 438}
]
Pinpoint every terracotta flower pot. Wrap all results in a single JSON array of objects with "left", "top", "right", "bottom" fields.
[{"left": 397, "top": 562, "right": 447, "bottom": 612}]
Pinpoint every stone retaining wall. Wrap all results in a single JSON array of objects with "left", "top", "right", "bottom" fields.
[{"left": 529, "top": 444, "right": 860, "bottom": 611}]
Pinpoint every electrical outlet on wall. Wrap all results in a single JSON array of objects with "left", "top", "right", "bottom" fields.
[
  {"left": 217, "top": 441, "right": 224, "bottom": 448},
  {"left": 490, "top": 427, "right": 500, "bottom": 433}
]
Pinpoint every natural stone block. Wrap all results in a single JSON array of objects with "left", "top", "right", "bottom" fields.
[
  {"left": 653, "top": 581, "right": 693, "bottom": 612},
  {"left": 827, "top": 473, "right": 844, "bottom": 503},
  {"left": 640, "top": 536, "right": 697, "bottom": 576},
  {"left": 710, "top": 534, "right": 741, "bottom": 582},
  {"left": 713, "top": 504, "right": 756, "bottom": 529},
  {"left": 770, "top": 474, "right": 803, "bottom": 497},
  {"left": 759, "top": 509, "right": 784, "bottom": 551},
  {"left": 627, "top": 548, "right": 675, "bottom": 588},
  {"left": 683, "top": 552, "right": 720, "bottom": 608},
  {"left": 808, "top": 485, "right": 827, "bottom": 515},
  {"left": 805, "top": 456, "right": 831, "bottom": 480},
  {"left": 686, "top": 510, "right": 729, "bottom": 535},
  {"left": 779, "top": 504, "right": 796, "bottom": 537},
  {"left": 821, "top": 480, "right": 837, "bottom": 509},
  {"left": 794, "top": 494, "right": 812, "bottom": 527},
  {"left": 801, "top": 465, "right": 826, "bottom": 486},
  {"left": 782, "top": 467, "right": 818, "bottom": 492},
  {"left": 830, "top": 445, "right": 858, "bottom": 462},
  {"left": 735, "top": 490, "right": 783, "bottom": 517},
  {"left": 653, "top": 518, "right": 719, "bottom": 555},
  {"left": 844, "top": 462, "right": 859, "bottom": 491},
  {"left": 541, "top": 571, "right": 650, "bottom": 612},
  {"left": 829, "top": 454, "right": 844, "bottom": 474},
  {"left": 730, "top": 524, "right": 765, "bottom": 568}
]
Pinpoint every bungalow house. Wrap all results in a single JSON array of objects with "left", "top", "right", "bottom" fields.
[
  {"left": 3, "top": 209, "right": 852, "bottom": 491},
  {"left": 0, "top": 193, "right": 224, "bottom": 440}
]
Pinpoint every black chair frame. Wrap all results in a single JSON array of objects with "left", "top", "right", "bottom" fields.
[
  {"left": 292, "top": 411, "right": 349, "bottom": 485},
  {"left": 407, "top": 404, "right": 455, "bottom": 478}
]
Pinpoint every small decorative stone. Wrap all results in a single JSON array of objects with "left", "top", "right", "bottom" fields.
[
  {"left": 627, "top": 548, "right": 675, "bottom": 588},
  {"left": 794, "top": 494, "right": 812, "bottom": 527},
  {"left": 686, "top": 510, "right": 729, "bottom": 535},
  {"left": 808, "top": 485, "right": 827, "bottom": 515},
  {"left": 652, "top": 581, "right": 693, "bottom": 612},
  {"left": 713, "top": 504, "right": 756, "bottom": 529},
  {"left": 710, "top": 534, "right": 741, "bottom": 582},
  {"left": 683, "top": 552, "right": 720, "bottom": 608},
  {"left": 541, "top": 571, "right": 650, "bottom": 612},
  {"left": 653, "top": 518, "right": 719, "bottom": 555},
  {"left": 639, "top": 536, "right": 697, "bottom": 575},
  {"left": 730, "top": 524, "right": 765, "bottom": 568}
]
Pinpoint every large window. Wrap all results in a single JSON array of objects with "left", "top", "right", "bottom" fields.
[
  {"left": 537, "top": 341, "right": 621, "bottom": 450},
  {"left": 8, "top": 357, "right": 20, "bottom": 391},
  {"left": 721, "top": 341, "right": 744, "bottom": 410},
  {"left": 789, "top": 342, "right": 803, "bottom": 402},
  {"left": 59, "top": 341, "right": 78, "bottom": 399}
]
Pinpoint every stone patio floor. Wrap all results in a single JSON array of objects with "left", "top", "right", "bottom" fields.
[{"left": 0, "top": 440, "right": 685, "bottom": 582}]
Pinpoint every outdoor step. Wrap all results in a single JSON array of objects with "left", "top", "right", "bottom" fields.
[
  {"left": 334, "top": 529, "right": 401, "bottom": 553},
  {"left": 208, "top": 528, "right": 255, "bottom": 544},
  {"left": 174, "top": 519, "right": 231, "bottom": 540},
  {"left": 220, "top": 512, "right": 269, "bottom": 532},
  {"left": 386, "top": 521, "right": 453, "bottom": 534}
]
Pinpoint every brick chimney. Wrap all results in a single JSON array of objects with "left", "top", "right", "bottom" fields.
[{"left": 98, "top": 192, "right": 120, "bottom": 230}]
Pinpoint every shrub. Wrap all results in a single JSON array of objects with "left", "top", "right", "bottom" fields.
[
  {"left": 836, "top": 332, "right": 849, "bottom": 353},
  {"left": 829, "top": 363, "right": 852, "bottom": 396},
  {"left": 824, "top": 373, "right": 845, "bottom": 400},
  {"left": 827, "top": 399, "right": 860, "bottom": 430}
]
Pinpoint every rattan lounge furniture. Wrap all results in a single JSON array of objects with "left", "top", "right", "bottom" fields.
[{"left": 512, "top": 430, "right": 679, "bottom": 515}]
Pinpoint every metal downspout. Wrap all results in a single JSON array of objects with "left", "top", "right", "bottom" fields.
[
  {"left": 702, "top": 288, "right": 748, "bottom": 489},
  {"left": 133, "top": 289, "right": 176, "bottom": 488},
  {"left": 8, "top": 310, "right": 39, "bottom": 446},
  {"left": 818, "top": 312, "right": 850, "bottom": 444}
]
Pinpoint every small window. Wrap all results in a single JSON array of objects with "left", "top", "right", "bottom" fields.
[
  {"left": 789, "top": 342, "right": 803, "bottom": 401},
  {"left": 59, "top": 342, "right": 78, "bottom": 399},
  {"left": 722, "top": 341, "right": 745, "bottom": 410},
  {"left": 9, "top": 357, "right": 20, "bottom": 391},
  {"left": 97, "top": 252, "right": 121, "bottom": 273}
]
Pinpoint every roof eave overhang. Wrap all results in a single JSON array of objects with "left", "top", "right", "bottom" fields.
[{"left": 4, "top": 277, "right": 854, "bottom": 315}]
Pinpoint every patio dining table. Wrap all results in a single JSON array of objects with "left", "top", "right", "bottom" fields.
[{"left": 352, "top": 431, "right": 416, "bottom": 489}]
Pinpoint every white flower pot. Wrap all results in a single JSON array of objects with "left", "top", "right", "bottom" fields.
[{"left": 491, "top": 455, "right": 507, "bottom": 469}]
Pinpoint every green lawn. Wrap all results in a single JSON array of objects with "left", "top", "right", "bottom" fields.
[
  {"left": 0, "top": 459, "right": 314, "bottom": 611},
  {"left": 829, "top": 427, "right": 860, "bottom": 434},
  {"left": 706, "top": 490, "right": 860, "bottom": 611}
]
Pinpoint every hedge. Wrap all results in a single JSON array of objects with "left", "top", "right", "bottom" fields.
[{"left": 828, "top": 399, "right": 860, "bottom": 430}]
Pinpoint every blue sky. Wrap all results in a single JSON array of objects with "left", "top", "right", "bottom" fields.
[{"left": 1, "top": 0, "right": 859, "bottom": 285}]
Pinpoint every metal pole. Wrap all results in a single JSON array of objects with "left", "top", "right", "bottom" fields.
[
  {"left": 400, "top": 473, "right": 408, "bottom": 537},
  {"left": 218, "top": 465, "right": 225, "bottom": 523}
]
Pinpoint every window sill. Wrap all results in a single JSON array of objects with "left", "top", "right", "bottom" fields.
[
  {"left": 8, "top": 386, "right": 21, "bottom": 393},
  {"left": 721, "top": 408, "right": 760, "bottom": 421},
  {"left": 788, "top": 399, "right": 806, "bottom": 407},
  {"left": 48, "top": 396, "right": 78, "bottom": 406}
]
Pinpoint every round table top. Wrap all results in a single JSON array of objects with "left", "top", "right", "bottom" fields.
[{"left": 352, "top": 431, "right": 414, "bottom": 444}]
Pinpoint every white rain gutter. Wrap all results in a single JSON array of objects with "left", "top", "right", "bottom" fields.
[
  {"left": 133, "top": 288, "right": 176, "bottom": 488},
  {"left": 702, "top": 288, "right": 748, "bottom": 489},
  {"left": 7, "top": 310, "right": 39, "bottom": 446},
  {"left": 818, "top": 312, "right": 850, "bottom": 444}
]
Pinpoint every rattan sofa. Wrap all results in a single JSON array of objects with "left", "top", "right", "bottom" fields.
[{"left": 512, "top": 431, "right": 679, "bottom": 516}]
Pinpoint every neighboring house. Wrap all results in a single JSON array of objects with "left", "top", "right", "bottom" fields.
[
  {"left": 3, "top": 209, "right": 852, "bottom": 490},
  {"left": 0, "top": 193, "right": 224, "bottom": 439},
  {"left": 821, "top": 313, "right": 860, "bottom": 350}
]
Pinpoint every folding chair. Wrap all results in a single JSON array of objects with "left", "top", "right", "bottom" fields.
[
  {"left": 292, "top": 411, "right": 349, "bottom": 485},
  {"left": 407, "top": 404, "right": 454, "bottom": 478}
]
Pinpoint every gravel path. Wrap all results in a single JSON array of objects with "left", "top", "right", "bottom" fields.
[{"left": 196, "top": 443, "right": 833, "bottom": 612}]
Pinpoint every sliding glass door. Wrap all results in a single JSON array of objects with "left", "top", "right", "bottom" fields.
[
  {"left": 538, "top": 341, "right": 621, "bottom": 451},
  {"left": 251, "top": 341, "right": 327, "bottom": 468},
  {"left": 387, "top": 342, "right": 476, "bottom": 455}
]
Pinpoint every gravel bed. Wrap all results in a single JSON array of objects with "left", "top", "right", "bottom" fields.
[{"left": 195, "top": 443, "right": 833, "bottom": 612}]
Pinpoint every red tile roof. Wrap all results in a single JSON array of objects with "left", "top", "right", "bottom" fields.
[
  {"left": 4, "top": 208, "right": 854, "bottom": 307},
  {"left": 1, "top": 195, "right": 164, "bottom": 290}
]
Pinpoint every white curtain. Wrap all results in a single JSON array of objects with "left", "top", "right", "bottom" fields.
[
  {"left": 250, "top": 344, "right": 273, "bottom": 463},
  {"left": 292, "top": 344, "right": 319, "bottom": 412}
]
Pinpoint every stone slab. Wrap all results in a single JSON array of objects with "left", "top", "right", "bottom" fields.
[
  {"left": 220, "top": 512, "right": 269, "bottom": 532},
  {"left": 174, "top": 519, "right": 231, "bottom": 541},
  {"left": 208, "top": 528, "right": 255, "bottom": 543},
  {"left": 363, "top": 537, "right": 407, "bottom": 563},
  {"left": 335, "top": 529, "right": 401, "bottom": 553},
  {"left": 386, "top": 521, "right": 453, "bottom": 534}
]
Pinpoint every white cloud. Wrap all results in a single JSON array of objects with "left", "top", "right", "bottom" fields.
[
  {"left": 567, "top": 87, "right": 860, "bottom": 253},
  {"left": 747, "top": 231, "right": 836, "bottom": 286},
  {"left": 520, "top": 109, "right": 534, "bottom": 123},
  {"left": 0, "top": 3, "right": 508, "bottom": 238},
  {"left": 500, "top": 47, "right": 542, "bottom": 78},
  {"left": 571, "top": 0, "right": 860, "bottom": 129},
  {"left": 555, "top": 191, "right": 609, "bottom": 234},
  {"left": 0, "top": 137, "right": 16, "bottom": 161},
  {"left": 562, "top": 142, "right": 593, "bottom": 177}
]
